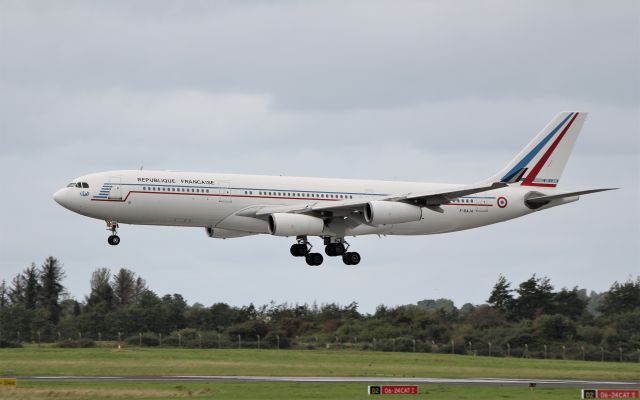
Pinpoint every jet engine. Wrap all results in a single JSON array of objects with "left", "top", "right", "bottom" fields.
[
  {"left": 364, "top": 201, "right": 422, "bottom": 225},
  {"left": 268, "top": 213, "right": 325, "bottom": 236}
]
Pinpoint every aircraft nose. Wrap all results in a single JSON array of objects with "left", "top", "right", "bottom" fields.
[{"left": 53, "top": 188, "right": 67, "bottom": 206}]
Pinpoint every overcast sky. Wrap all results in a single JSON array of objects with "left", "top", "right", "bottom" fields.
[{"left": 1, "top": 1, "right": 638, "bottom": 313}]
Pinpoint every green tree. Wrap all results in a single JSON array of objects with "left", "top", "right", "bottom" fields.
[
  {"left": 112, "top": 268, "right": 146, "bottom": 308},
  {"left": 533, "top": 314, "right": 576, "bottom": 341},
  {"left": 23, "top": 264, "right": 41, "bottom": 310},
  {"left": 487, "top": 275, "right": 513, "bottom": 314},
  {"left": 0, "top": 280, "right": 7, "bottom": 309},
  {"left": 39, "top": 256, "right": 66, "bottom": 324},
  {"left": 600, "top": 278, "right": 640, "bottom": 315},
  {"left": 86, "top": 268, "right": 114, "bottom": 312},
  {"left": 512, "top": 275, "right": 554, "bottom": 320},
  {"left": 416, "top": 299, "right": 456, "bottom": 313},
  {"left": 552, "top": 287, "right": 587, "bottom": 320},
  {"left": 8, "top": 274, "right": 26, "bottom": 305},
  {"left": 161, "top": 294, "right": 188, "bottom": 331}
]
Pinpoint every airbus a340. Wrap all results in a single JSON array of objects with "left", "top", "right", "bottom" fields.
[{"left": 54, "top": 112, "right": 614, "bottom": 266}]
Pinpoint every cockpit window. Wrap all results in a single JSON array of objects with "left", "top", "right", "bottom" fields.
[
  {"left": 67, "top": 182, "right": 76, "bottom": 187},
  {"left": 76, "top": 182, "right": 82, "bottom": 188},
  {"left": 82, "top": 182, "right": 89, "bottom": 188}
]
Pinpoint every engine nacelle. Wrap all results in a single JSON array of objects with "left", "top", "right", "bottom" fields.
[
  {"left": 268, "top": 213, "right": 325, "bottom": 237},
  {"left": 364, "top": 201, "right": 422, "bottom": 225}
]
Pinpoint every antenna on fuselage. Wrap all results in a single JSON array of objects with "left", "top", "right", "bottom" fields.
[{"left": 139, "top": 165, "right": 144, "bottom": 170}]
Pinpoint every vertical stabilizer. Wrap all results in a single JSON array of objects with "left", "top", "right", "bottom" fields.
[{"left": 487, "top": 112, "right": 587, "bottom": 188}]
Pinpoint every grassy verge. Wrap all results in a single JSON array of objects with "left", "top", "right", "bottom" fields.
[
  {"left": 0, "top": 381, "right": 581, "bottom": 400},
  {"left": 0, "top": 347, "right": 638, "bottom": 381}
]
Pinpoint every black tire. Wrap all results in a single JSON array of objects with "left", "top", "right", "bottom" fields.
[
  {"left": 334, "top": 243, "right": 346, "bottom": 256},
  {"left": 343, "top": 252, "right": 360, "bottom": 265},
  {"left": 108, "top": 235, "right": 120, "bottom": 246},
  {"left": 311, "top": 253, "right": 323, "bottom": 266},
  {"left": 349, "top": 252, "right": 361, "bottom": 265},
  {"left": 325, "top": 245, "right": 336, "bottom": 257},
  {"left": 305, "top": 254, "right": 315, "bottom": 265},
  {"left": 291, "top": 244, "right": 308, "bottom": 257},
  {"left": 342, "top": 252, "right": 352, "bottom": 265}
]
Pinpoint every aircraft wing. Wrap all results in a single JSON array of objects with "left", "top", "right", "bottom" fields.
[{"left": 251, "top": 182, "right": 507, "bottom": 217}]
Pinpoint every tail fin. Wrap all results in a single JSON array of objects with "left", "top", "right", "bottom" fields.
[{"left": 487, "top": 112, "right": 587, "bottom": 188}]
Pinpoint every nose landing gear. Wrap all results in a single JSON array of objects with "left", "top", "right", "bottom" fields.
[{"left": 106, "top": 220, "right": 120, "bottom": 246}]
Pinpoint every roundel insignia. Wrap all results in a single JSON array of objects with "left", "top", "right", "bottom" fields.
[{"left": 497, "top": 197, "right": 508, "bottom": 208}]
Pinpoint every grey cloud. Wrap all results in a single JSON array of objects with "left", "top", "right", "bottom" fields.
[{"left": 1, "top": 1, "right": 638, "bottom": 111}]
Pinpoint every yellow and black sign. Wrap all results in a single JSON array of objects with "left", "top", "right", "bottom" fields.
[
  {"left": 368, "top": 385, "right": 381, "bottom": 395},
  {"left": 0, "top": 378, "right": 16, "bottom": 387}
]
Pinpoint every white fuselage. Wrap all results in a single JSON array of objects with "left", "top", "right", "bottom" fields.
[{"left": 53, "top": 170, "right": 560, "bottom": 238}]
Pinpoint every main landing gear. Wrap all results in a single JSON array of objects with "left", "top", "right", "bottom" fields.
[
  {"left": 325, "top": 237, "right": 360, "bottom": 265},
  {"left": 290, "top": 237, "right": 361, "bottom": 266},
  {"left": 106, "top": 220, "right": 120, "bottom": 246},
  {"left": 290, "top": 236, "right": 324, "bottom": 266}
]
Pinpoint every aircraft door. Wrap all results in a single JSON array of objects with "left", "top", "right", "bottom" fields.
[
  {"left": 108, "top": 176, "right": 123, "bottom": 200},
  {"left": 219, "top": 181, "right": 232, "bottom": 203}
]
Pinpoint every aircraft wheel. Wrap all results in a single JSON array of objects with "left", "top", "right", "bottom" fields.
[
  {"left": 108, "top": 235, "right": 120, "bottom": 246},
  {"left": 325, "top": 243, "right": 346, "bottom": 257},
  {"left": 325, "top": 245, "right": 336, "bottom": 257},
  {"left": 291, "top": 244, "right": 308, "bottom": 257},
  {"left": 306, "top": 253, "right": 323, "bottom": 266},
  {"left": 343, "top": 252, "right": 360, "bottom": 265}
]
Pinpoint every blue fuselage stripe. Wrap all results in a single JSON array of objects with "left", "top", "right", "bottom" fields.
[{"left": 500, "top": 113, "right": 573, "bottom": 182}]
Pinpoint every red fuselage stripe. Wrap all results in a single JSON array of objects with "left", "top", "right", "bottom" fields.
[
  {"left": 92, "top": 191, "right": 343, "bottom": 202},
  {"left": 521, "top": 112, "right": 579, "bottom": 186}
]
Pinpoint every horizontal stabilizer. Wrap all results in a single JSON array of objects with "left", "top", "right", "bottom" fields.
[{"left": 525, "top": 188, "right": 618, "bottom": 209}]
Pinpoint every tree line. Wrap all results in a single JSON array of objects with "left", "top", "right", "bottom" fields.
[{"left": 0, "top": 257, "right": 638, "bottom": 362}]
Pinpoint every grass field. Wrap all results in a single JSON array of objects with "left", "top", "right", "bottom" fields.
[
  {"left": 0, "top": 381, "right": 581, "bottom": 400},
  {"left": 1, "top": 346, "right": 637, "bottom": 380},
  {"left": 0, "top": 346, "right": 637, "bottom": 399}
]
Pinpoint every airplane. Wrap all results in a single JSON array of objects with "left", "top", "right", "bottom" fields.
[{"left": 53, "top": 111, "right": 615, "bottom": 266}]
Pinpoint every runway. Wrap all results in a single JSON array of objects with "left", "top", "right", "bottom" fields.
[{"left": 13, "top": 376, "right": 640, "bottom": 388}]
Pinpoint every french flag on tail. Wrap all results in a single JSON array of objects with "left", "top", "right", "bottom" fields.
[{"left": 492, "top": 112, "right": 587, "bottom": 188}]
